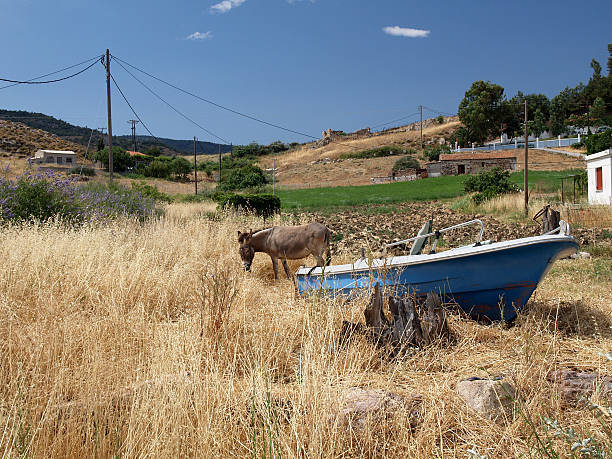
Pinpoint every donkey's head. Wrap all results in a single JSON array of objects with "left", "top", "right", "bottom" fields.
[{"left": 237, "top": 230, "right": 255, "bottom": 271}]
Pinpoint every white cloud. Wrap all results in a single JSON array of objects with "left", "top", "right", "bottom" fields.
[
  {"left": 210, "top": 0, "right": 247, "bottom": 13},
  {"left": 382, "top": 26, "right": 430, "bottom": 38},
  {"left": 186, "top": 31, "right": 213, "bottom": 40}
]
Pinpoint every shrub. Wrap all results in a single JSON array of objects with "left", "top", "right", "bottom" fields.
[
  {"left": 424, "top": 144, "right": 451, "bottom": 162},
  {"left": 214, "top": 193, "right": 280, "bottom": 218},
  {"left": 464, "top": 167, "right": 519, "bottom": 204},
  {"left": 170, "top": 157, "right": 192, "bottom": 180},
  {"left": 217, "top": 164, "right": 268, "bottom": 191},
  {"left": 144, "top": 160, "right": 172, "bottom": 179},
  {"left": 436, "top": 115, "right": 444, "bottom": 124},
  {"left": 131, "top": 181, "right": 173, "bottom": 203},
  {"left": 69, "top": 166, "right": 95, "bottom": 176},
  {"left": 585, "top": 129, "right": 612, "bottom": 155},
  {"left": 339, "top": 145, "right": 406, "bottom": 160},
  {"left": 0, "top": 170, "right": 157, "bottom": 224},
  {"left": 392, "top": 156, "right": 420, "bottom": 171}
]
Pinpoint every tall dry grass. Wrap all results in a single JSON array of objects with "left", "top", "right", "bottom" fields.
[{"left": 0, "top": 205, "right": 610, "bottom": 457}]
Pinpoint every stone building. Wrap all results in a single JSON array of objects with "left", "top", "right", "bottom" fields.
[
  {"left": 29, "top": 149, "right": 78, "bottom": 166},
  {"left": 426, "top": 151, "right": 517, "bottom": 177}
]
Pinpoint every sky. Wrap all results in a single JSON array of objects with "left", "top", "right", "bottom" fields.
[{"left": 0, "top": 0, "right": 611, "bottom": 145}]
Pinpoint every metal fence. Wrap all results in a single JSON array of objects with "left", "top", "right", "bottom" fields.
[{"left": 452, "top": 136, "right": 581, "bottom": 153}]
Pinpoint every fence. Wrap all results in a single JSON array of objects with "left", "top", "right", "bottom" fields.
[{"left": 452, "top": 136, "right": 582, "bottom": 153}]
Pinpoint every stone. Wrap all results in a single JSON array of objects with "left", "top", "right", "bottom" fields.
[
  {"left": 335, "top": 387, "right": 420, "bottom": 430},
  {"left": 548, "top": 369, "right": 612, "bottom": 402},
  {"left": 457, "top": 378, "right": 517, "bottom": 422},
  {"left": 570, "top": 251, "right": 591, "bottom": 260}
]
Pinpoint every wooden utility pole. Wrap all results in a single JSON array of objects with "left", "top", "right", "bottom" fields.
[
  {"left": 218, "top": 144, "right": 222, "bottom": 183},
  {"left": 419, "top": 105, "right": 423, "bottom": 150},
  {"left": 105, "top": 49, "right": 113, "bottom": 182},
  {"left": 127, "top": 119, "right": 139, "bottom": 152},
  {"left": 193, "top": 137, "right": 198, "bottom": 195},
  {"left": 524, "top": 100, "right": 529, "bottom": 215}
]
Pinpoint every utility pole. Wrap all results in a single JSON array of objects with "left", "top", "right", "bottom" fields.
[
  {"left": 105, "top": 49, "right": 113, "bottom": 182},
  {"left": 419, "top": 105, "right": 423, "bottom": 150},
  {"left": 273, "top": 158, "right": 276, "bottom": 197},
  {"left": 193, "top": 137, "right": 198, "bottom": 195},
  {"left": 127, "top": 119, "right": 139, "bottom": 152},
  {"left": 218, "top": 144, "right": 222, "bottom": 183},
  {"left": 524, "top": 100, "right": 529, "bottom": 215}
]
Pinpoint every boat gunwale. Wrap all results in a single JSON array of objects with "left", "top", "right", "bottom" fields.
[{"left": 296, "top": 233, "right": 577, "bottom": 277}]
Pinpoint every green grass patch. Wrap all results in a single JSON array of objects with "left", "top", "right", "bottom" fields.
[{"left": 278, "top": 170, "right": 581, "bottom": 210}]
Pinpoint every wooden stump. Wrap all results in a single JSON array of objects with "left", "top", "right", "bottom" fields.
[{"left": 341, "top": 283, "right": 449, "bottom": 355}]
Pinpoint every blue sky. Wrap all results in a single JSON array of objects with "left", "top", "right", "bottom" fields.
[{"left": 1, "top": 0, "right": 610, "bottom": 145}]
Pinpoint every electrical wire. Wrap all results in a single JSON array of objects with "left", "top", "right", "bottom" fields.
[
  {"left": 109, "top": 72, "right": 165, "bottom": 146},
  {"left": 371, "top": 112, "right": 420, "bottom": 129},
  {"left": 422, "top": 105, "right": 456, "bottom": 117},
  {"left": 112, "top": 58, "right": 230, "bottom": 145},
  {"left": 0, "top": 57, "right": 101, "bottom": 87},
  {"left": 111, "top": 54, "right": 319, "bottom": 140}
]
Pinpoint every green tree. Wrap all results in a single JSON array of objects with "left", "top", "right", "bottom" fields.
[
  {"left": 591, "top": 59, "right": 602, "bottom": 79},
  {"left": 458, "top": 81, "right": 506, "bottom": 144},
  {"left": 590, "top": 97, "right": 606, "bottom": 122},
  {"left": 145, "top": 147, "right": 162, "bottom": 157},
  {"left": 608, "top": 44, "right": 612, "bottom": 76},
  {"left": 93, "top": 147, "right": 134, "bottom": 172},
  {"left": 549, "top": 98, "right": 566, "bottom": 136},
  {"left": 217, "top": 164, "right": 269, "bottom": 191},
  {"left": 96, "top": 137, "right": 105, "bottom": 152},
  {"left": 530, "top": 109, "right": 547, "bottom": 138},
  {"left": 171, "top": 157, "right": 192, "bottom": 180}
]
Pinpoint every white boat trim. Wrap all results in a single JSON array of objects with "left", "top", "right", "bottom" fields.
[{"left": 296, "top": 234, "right": 576, "bottom": 277}]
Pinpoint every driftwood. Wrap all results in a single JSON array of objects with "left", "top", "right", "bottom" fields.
[{"left": 342, "top": 283, "right": 449, "bottom": 355}]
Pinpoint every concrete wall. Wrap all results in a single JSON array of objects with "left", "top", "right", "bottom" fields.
[{"left": 587, "top": 149, "right": 612, "bottom": 205}]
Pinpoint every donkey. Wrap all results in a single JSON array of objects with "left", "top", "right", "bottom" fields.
[{"left": 238, "top": 223, "right": 331, "bottom": 279}]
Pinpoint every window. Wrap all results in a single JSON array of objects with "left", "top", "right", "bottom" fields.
[
  {"left": 596, "top": 167, "right": 603, "bottom": 191},
  {"left": 46, "top": 156, "right": 54, "bottom": 163},
  {"left": 481, "top": 162, "right": 485, "bottom": 167},
  {"left": 56, "top": 157, "right": 62, "bottom": 164},
  {"left": 458, "top": 164, "right": 465, "bottom": 174},
  {"left": 65, "top": 157, "right": 72, "bottom": 163}
]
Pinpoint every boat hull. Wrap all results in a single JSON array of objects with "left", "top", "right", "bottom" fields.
[{"left": 296, "top": 235, "right": 578, "bottom": 322}]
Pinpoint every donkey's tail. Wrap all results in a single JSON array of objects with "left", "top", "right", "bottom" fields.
[{"left": 324, "top": 228, "right": 332, "bottom": 266}]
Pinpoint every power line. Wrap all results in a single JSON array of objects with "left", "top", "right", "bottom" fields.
[
  {"left": 0, "top": 58, "right": 101, "bottom": 87},
  {"left": 371, "top": 111, "right": 419, "bottom": 129},
  {"left": 0, "top": 55, "right": 102, "bottom": 90},
  {"left": 109, "top": 71, "right": 164, "bottom": 146},
  {"left": 422, "top": 105, "right": 456, "bottom": 117},
  {"left": 112, "top": 58, "right": 231, "bottom": 145},
  {"left": 111, "top": 54, "right": 319, "bottom": 140}
]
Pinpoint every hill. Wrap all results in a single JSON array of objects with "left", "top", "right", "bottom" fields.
[
  {"left": 0, "top": 109, "right": 231, "bottom": 156},
  {"left": 0, "top": 119, "right": 86, "bottom": 158}
]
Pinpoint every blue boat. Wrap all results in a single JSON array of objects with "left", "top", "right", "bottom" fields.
[{"left": 295, "top": 219, "right": 578, "bottom": 322}]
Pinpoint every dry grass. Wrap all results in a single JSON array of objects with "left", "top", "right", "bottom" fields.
[{"left": 0, "top": 205, "right": 610, "bottom": 457}]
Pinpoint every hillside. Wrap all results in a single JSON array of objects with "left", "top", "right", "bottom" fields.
[
  {"left": 0, "top": 109, "right": 231, "bottom": 156},
  {"left": 0, "top": 119, "right": 86, "bottom": 158}
]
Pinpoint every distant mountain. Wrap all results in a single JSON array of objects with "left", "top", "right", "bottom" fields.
[{"left": 0, "top": 109, "right": 232, "bottom": 156}]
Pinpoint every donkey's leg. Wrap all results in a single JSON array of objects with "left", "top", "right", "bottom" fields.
[
  {"left": 314, "top": 254, "right": 326, "bottom": 267},
  {"left": 281, "top": 259, "right": 292, "bottom": 279},
  {"left": 270, "top": 255, "right": 279, "bottom": 280}
]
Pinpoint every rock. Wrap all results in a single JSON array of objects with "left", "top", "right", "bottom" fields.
[
  {"left": 570, "top": 251, "right": 591, "bottom": 260},
  {"left": 457, "top": 378, "right": 517, "bottom": 422},
  {"left": 548, "top": 369, "right": 612, "bottom": 402},
  {"left": 335, "top": 387, "right": 420, "bottom": 430}
]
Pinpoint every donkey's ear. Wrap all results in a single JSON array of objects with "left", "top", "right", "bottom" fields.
[{"left": 237, "top": 230, "right": 242, "bottom": 236}]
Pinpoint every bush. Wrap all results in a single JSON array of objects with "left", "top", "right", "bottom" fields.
[
  {"left": 436, "top": 115, "right": 444, "bottom": 124},
  {"left": 232, "top": 141, "right": 289, "bottom": 158},
  {"left": 213, "top": 192, "right": 280, "bottom": 218},
  {"left": 170, "top": 157, "right": 192, "bottom": 180},
  {"left": 339, "top": 145, "right": 406, "bottom": 160},
  {"left": 392, "top": 156, "right": 420, "bottom": 171},
  {"left": 464, "top": 167, "right": 520, "bottom": 204},
  {"left": 217, "top": 164, "right": 268, "bottom": 191},
  {"left": 424, "top": 144, "right": 451, "bottom": 162},
  {"left": 69, "top": 166, "right": 95, "bottom": 176},
  {"left": 0, "top": 170, "right": 157, "bottom": 224},
  {"left": 130, "top": 181, "right": 173, "bottom": 203},
  {"left": 585, "top": 129, "right": 612, "bottom": 155},
  {"left": 144, "top": 160, "right": 172, "bottom": 179}
]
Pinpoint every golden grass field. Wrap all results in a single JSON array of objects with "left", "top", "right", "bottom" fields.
[{"left": 0, "top": 203, "right": 610, "bottom": 457}]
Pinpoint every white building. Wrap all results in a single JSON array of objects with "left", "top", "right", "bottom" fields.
[
  {"left": 29, "top": 149, "right": 78, "bottom": 166},
  {"left": 586, "top": 149, "right": 612, "bottom": 205}
]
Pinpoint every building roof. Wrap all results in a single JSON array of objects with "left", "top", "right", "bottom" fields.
[
  {"left": 36, "top": 149, "right": 76, "bottom": 155},
  {"left": 585, "top": 149, "right": 611, "bottom": 162},
  {"left": 126, "top": 150, "right": 147, "bottom": 157},
  {"left": 439, "top": 151, "right": 517, "bottom": 161}
]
